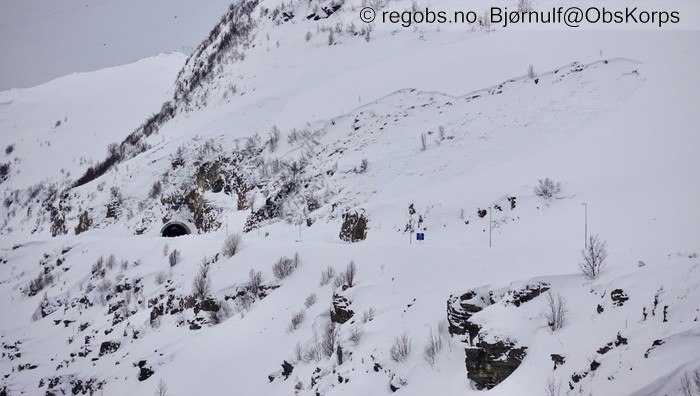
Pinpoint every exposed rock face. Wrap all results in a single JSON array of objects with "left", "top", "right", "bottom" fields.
[
  {"left": 98, "top": 341, "right": 120, "bottom": 356},
  {"left": 330, "top": 293, "right": 354, "bottom": 324},
  {"left": 551, "top": 354, "right": 566, "bottom": 370},
  {"left": 611, "top": 289, "right": 629, "bottom": 306},
  {"left": 136, "top": 360, "right": 154, "bottom": 381},
  {"left": 74, "top": 210, "right": 92, "bottom": 235},
  {"left": 504, "top": 282, "right": 550, "bottom": 307},
  {"left": 447, "top": 291, "right": 485, "bottom": 343},
  {"left": 465, "top": 340, "right": 527, "bottom": 390},
  {"left": 339, "top": 210, "right": 368, "bottom": 242}
]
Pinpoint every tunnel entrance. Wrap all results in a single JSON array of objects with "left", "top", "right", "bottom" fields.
[{"left": 160, "top": 221, "right": 192, "bottom": 237}]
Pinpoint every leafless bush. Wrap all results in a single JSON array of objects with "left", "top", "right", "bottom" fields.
[
  {"left": 92, "top": 256, "right": 105, "bottom": 278},
  {"left": 327, "top": 30, "right": 335, "bottom": 45},
  {"left": 534, "top": 177, "right": 561, "bottom": 200},
  {"left": 148, "top": 181, "right": 162, "bottom": 199},
  {"left": 209, "top": 300, "right": 233, "bottom": 325},
  {"left": 246, "top": 269, "right": 262, "bottom": 294},
  {"left": 545, "top": 376, "right": 562, "bottom": 396},
  {"left": 154, "top": 379, "right": 169, "bottom": 396},
  {"left": 527, "top": 64, "right": 537, "bottom": 79},
  {"left": 305, "top": 31, "right": 312, "bottom": 41},
  {"left": 579, "top": 234, "right": 608, "bottom": 279},
  {"left": 321, "top": 322, "right": 338, "bottom": 358},
  {"left": 423, "top": 328, "right": 442, "bottom": 366},
  {"left": 222, "top": 233, "right": 243, "bottom": 257},
  {"left": 268, "top": 126, "right": 281, "bottom": 152},
  {"left": 287, "top": 310, "right": 306, "bottom": 333},
  {"left": 362, "top": 307, "right": 376, "bottom": 323},
  {"left": 420, "top": 133, "right": 427, "bottom": 151},
  {"left": 27, "top": 272, "right": 55, "bottom": 296},
  {"left": 294, "top": 342, "right": 304, "bottom": 362},
  {"left": 320, "top": 265, "right": 336, "bottom": 286},
  {"left": 355, "top": 158, "right": 368, "bottom": 173},
  {"left": 693, "top": 368, "right": 700, "bottom": 393},
  {"left": 543, "top": 291, "right": 568, "bottom": 331},
  {"left": 390, "top": 333, "right": 412, "bottom": 362},
  {"left": 105, "top": 254, "right": 117, "bottom": 270},
  {"left": 333, "top": 261, "right": 357, "bottom": 288},
  {"left": 348, "top": 327, "right": 364, "bottom": 345},
  {"left": 154, "top": 271, "right": 166, "bottom": 285},
  {"left": 168, "top": 249, "right": 181, "bottom": 267},
  {"left": 273, "top": 255, "right": 298, "bottom": 280},
  {"left": 304, "top": 293, "right": 317, "bottom": 308},
  {"left": 192, "top": 263, "right": 211, "bottom": 300},
  {"left": 680, "top": 371, "right": 693, "bottom": 396},
  {"left": 162, "top": 244, "right": 169, "bottom": 257},
  {"left": 518, "top": 0, "right": 533, "bottom": 13},
  {"left": 304, "top": 342, "right": 323, "bottom": 362}
]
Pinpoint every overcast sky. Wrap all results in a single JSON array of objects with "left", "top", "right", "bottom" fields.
[{"left": 0, "top": 0, "right": 235, "bottom": 91}]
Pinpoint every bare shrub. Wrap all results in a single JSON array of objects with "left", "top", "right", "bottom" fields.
[
  {"left": 246, "top": 269, "right": 262, "bottom": 294},
  {"left": 304, "top": 342, "right": 323, "bottom": 362},
  {"left": 527, "top": 64, "right": 537, "bottom": 79},
  {"left": 162, "top": 244, "right": 169, "bottom": 257},
  {"left": 168, "top": 249, "right": 181, "bottom": 267},
  {"left": 105, "top": 254, "right": 117, "bottom": 270},
  {"left": 27, "top": 272, "right": 55, "bottom": 296},
  {"left": 420, "top": 133, "right": 427, "bottom": 151},
  {"left": 287, "top": 310, "right": 306, "bottom": 333},
  {"left": 148, "top": 181, "right": 162, "bottom": 199},
  {"left": 192, "top": 263, "right": 211, "bottom": 300},
  {"left": 423, "top": 328, "right": 442, "bottom": 366},
  {"left": 362, "top": 307, "right": 376, "bottom": 323},
  {"left": 333, "top": 261, "right": 357, "bottom": 288},
  {"left": 268, "top": 126, "right": 281, "bottom": 152},
  {"left": 304, "top": 293, "right": 317, "bottom": 308},
  {"left": 154, "top": 271, "right": 166, "bottom": 285},
  {"left": 390, "top": 333, "right": 412, "bottom": 362},
  {"left": 305, "top": 31, "right": 312, "bottom": 41},
  {"left": 517, "top": 0, "right": 533, "bottom": 12},
  {"left": 209, "top": 300, "right": 233, "bottom": 324},
  {"left": 273, "top": 255, "right": 298, "bottom": 280},
  {"left": 321, "top": 322, "right": 338, "bottom": 358},
  {"left": 545, "top": 376, "right": 562, "bottom": 396},
  {"left": 294, "top": 342, "right": 304, "bottom": 362},
  {"left": 91, "top": 256, "right": 105, "bottom": 278},
  {"left": 579, "top": 234, "right": 608, "bottom": 279},
  {"left": 222, "top": 233, "right": 243, "bottom": 257},
  {"left": 680, "top": 371, "right": 693, "bottom": 396},
  {"left": 543, "top": 291, "right": 568, "bottom": 331},
  {"left": 693, "top": 368, "right": 700, "bottom": 393},
  {"left": 348, "top": 327, "right": 364, "bottom": 345},
  {"left": 319, "top": 265, "right": 336, "bottom": 286},
  {"left": 534, "top": 177, "right": 561, "bottom": 200},
  {"left": 154, "top": 379, "right": 169, "bottom": 396}
]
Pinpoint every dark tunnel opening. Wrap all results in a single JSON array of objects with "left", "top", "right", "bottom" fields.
[{"left": 161, "top": 222, "right": 191, "bottom": 237}]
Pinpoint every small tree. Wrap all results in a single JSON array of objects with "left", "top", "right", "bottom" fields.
[
  {"left": 273, "top": 256, "right": 297, "bottom": 280},
  {"left": 680, "top": 371, "right": 693, "bottom": 396},
  {"left": 319, "top": 265, "right": 336, "bottom": 286},
  {"left": 345, "top": 261, "right": 357, "bottom": 287},
  {"left": 168, "top": 249, "right": 181, "bottom": 267},
  {"left": 192, "top": 263, "right": 211, "bottom": 300},
  {"left": 545, "top": 376, "right": 562, "bottom": 396},
  {"left": 222, "top": 233, "right": 243, "bottom": 257},
  {"left": 534, "top": 177, "right": 561, "bottom": 200},
  {"left": 321, "top": 322, "right": 338, "bottom": 358},
  {"left": 543, "top": 291, "right": 568, "bottom": 331},
  {"left": 579, "top": 235, "right": 608, "bottom": 279}
]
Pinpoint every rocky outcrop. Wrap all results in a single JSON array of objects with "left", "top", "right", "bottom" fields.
[
  {"left": 465, "top": 340, "right": 527, "bottom": 390},
  {"left": 447, "top": 290, "right": 486, "bottom": 343},
  {"left": 611, "top": 289, "right": 629, "bottom": 306},
  {"left": 330, "top": 293, "right": 354, "bottom": 324},
  {"left": 98, "top": 341, "right": 120, "bottom": 356},
  {"left": 504, "top": 282, "right": 550, "bottom": 307},
  {"left": 339, "top": 210, "right": 368, "bottom": 242}
]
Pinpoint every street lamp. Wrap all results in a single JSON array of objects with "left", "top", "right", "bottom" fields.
[
  {"left": 581, "top": 203, "right": 588, "bottom": 249},
  {"left": 489, "top": 206, "right": 492, "bottom": 248}
]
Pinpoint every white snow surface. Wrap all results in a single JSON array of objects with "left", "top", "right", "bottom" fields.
[{"left": 0, "top": 0, "right": 699, "bottom": 395}]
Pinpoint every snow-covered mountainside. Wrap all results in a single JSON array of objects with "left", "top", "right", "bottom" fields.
[{"left": 1, "top": 0, "right": 699, "bottom": 395}]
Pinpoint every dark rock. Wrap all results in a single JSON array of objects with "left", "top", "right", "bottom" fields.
[
  {"left": 281, "top": 360, "right": 294, "bottom": 380},
  {"left": 551, "top": 354, "right": 565, "bottom": 370},
  {"left": 194, "top": 298, "right": 220, "bottom": 314},
  {"left": 465, "top": 340, "right": 527, "bottom": 390},
  {"left": 597, "top": 304, "right": 604, "bottom": 314},
  {"left": 644, "top": 339, "right": 664, "bottom": 358},
  {"left": 339, "top": 210, "right": 368, "bottom": 242},
  {"left": 590, "top": 360, "right": 600, "bottom": 371},
  {"left": 138, "top": 366, "right": 154, "bottom": 381},
  {"left": 98, "top": 341, "right": 120, "bottom": 356},
  {"left": 610, "top": 289, "right": 629, "bottom": 306},
  {"left": 330, "top": 294, "right": 354, "bottom": 324},
  {"left": 446, "top": 291, "right": 485, "bottom": 343},
  {"left": 506, "top": 282, "right": 550, "bottom": 307}
]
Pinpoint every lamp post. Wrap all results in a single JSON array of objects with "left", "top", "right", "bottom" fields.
[
  {"left": 581, "top": 203, "right": 588, "bottom": 249},
  {"left": 489, "top": 206, "right": 492, "bottom": 248}
]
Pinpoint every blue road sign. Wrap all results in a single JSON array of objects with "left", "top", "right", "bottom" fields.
[{"left": 416, "top": 233, "right": 425, "bottom": 241}]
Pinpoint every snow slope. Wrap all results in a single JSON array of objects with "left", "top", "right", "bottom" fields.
[{"left": 0, "top": 0, "right": 698, "bottom": 395}]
